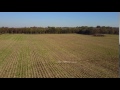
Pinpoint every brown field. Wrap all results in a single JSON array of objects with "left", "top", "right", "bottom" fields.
[{"left": 0, "top": 34, "right": 119, "bottom": 78}]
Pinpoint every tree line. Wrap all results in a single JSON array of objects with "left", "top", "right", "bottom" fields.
[{"left": 0, "top": 26, "right": 119, "bottom": 35}]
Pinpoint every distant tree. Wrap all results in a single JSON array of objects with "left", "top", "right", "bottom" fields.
[
  {"left": 0, "top": 26, "right": 118, "bottom": 35},
  {"left": 96, "top": 26, "right": 101, "bottom": 28}
]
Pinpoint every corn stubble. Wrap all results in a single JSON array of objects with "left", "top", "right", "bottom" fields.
[{"left": 0, "top": 34, "right": 118, "bottom": 78}]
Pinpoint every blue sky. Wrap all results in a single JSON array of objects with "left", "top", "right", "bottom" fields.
[
  {"left": 0, "top": 12, "right": 118, "bottom": 27},
  {"left": 119, "top": 12, "right": 120, "bottom": 45}
]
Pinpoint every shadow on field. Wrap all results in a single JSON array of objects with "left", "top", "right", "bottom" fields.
[
  {"left": 93, "top": 34, "right": 105, "bottom": 37},
  {"left": 76, "top": 33, "right": 106, "bottom": 37}
]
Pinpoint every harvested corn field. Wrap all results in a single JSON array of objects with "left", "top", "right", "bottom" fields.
[{"left": 0, "top": 34, "right": 119, "bottom": 78}]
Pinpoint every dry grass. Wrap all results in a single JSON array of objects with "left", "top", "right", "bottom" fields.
[{"left": 0, "top": 34, "right": 119, "bottom": 78}]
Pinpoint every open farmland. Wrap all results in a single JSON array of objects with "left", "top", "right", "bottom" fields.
[{"left": 0, "top": 34, "right": 118, "bottom": 78}]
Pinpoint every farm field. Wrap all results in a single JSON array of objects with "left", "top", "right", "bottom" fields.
[{"left": 0, "top": 34, "right": 119, "bottom": 78}]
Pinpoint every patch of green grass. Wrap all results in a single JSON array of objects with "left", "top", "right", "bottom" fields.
[{"left": 0, "top": 34, "right": 118, "bottom": 78}]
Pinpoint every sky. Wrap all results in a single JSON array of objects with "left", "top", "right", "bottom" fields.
[
  {"left": 119, "top": 12, "right": 120, "bottom": 45},
  {"left": 0, "top": 12, "right": 119, "bottom": 27}
]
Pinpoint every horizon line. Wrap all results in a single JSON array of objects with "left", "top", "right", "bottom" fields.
[{"left": 0, "top": 26, "right": 119, "bottom": 28}]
